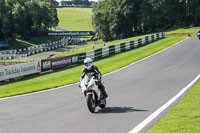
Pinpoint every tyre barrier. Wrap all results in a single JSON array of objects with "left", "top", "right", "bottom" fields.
[{"left": 0, "top": 37, "right": 68, "bottom": 60}]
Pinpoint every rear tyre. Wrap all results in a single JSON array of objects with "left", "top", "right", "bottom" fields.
[{"left": 86, "top": 94, "right": 96, "bottom": 113}]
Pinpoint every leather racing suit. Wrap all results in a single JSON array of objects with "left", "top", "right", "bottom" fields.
[{"left": 80, "top": 65, "right": 108, "bottom": 98}]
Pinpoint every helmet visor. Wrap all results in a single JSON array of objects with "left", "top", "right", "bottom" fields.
[{"left": 84, "top": 62, "right": 92, "bottom": 67}]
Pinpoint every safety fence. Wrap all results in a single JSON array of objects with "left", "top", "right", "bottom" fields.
[
  {"left": 0, "top": 32, "right": 164, "bottom": 82},
  {"left": 77, "top": 32, "right": 165, "bottom": 63},
  {"left": 0, "top": 37, "right": 68, "bottom": 60}
]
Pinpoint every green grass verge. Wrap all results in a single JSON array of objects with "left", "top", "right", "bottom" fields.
[
  {"left": 0, "top": 36, "right": 185, "bottom": 98},
  {"left": 57, "top": 8, "right": 93, "bottom": 31},
  {"left": 147, "top": 79, "right": 200, "bottom": 133},
  {"left": 165, "top": 27, "right": 200, "bottom": 36},
  {"left": 53, "top": 34, "right": 154, "bottom": 57}
]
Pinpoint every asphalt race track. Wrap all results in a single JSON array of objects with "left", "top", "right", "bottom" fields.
[{"left": 0, "top": 37, "right": 200, "bottom": 133}]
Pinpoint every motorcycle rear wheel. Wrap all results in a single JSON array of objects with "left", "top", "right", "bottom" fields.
[{"left": 86, "top": 94, "right": 96, "bottom": 113}]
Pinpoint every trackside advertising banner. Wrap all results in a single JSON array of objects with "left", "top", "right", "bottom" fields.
[
  {"left": 41, "top": 59, "right": 52, "bottom": 71},
  {"left": 47, "top": 31, "right": 94, "bottom": 36},
  {"left": 32, "top": 31, "right": 94, "bottom": 36},
  {"left": 0, "top": 61, "right": 41, "bottom": 81},
  {"left": 41, "top": 54, "right": 79, "bottom": 71}
]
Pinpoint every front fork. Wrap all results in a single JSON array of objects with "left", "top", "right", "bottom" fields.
[{"left": 86, "top": 91, "right": 96, "bottom": 107}]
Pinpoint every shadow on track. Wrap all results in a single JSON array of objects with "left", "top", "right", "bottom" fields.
[{"left": 96, "top": 107, "right": 148, "bottom": 114}]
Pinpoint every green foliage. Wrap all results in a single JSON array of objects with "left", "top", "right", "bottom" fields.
[
  {"left": 92, "top": 0, "right": 139, "bottom": 41},
  {"left": 0, "top": 0, "right": 58, "bottom": 41},
  {"left": 61, "top": 0, "right": 91, "bottom": 7},
  {"left": 92, "top": 0, "right": 200, "bottom": 41}
]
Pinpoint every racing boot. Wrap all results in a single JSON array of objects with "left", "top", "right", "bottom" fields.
[
  {"left": 102, "top": 89, "right": 108, "bottom": 98},
  {"left": 100, "top": 84, "right": 108, "bottom": 98}
]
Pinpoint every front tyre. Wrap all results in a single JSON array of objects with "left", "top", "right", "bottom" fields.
[{"left": 86, "top": 94, "right": 96, "bottom": 113}]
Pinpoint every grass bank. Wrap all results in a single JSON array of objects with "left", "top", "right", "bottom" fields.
[
  {"left": 57, "top": 8, "right": 93, "bottom": 31},
  {"left": 0, "top": 36, "right": 185, "bottom": 98},
  {"left": 165, "top": 27, "right": 200, "bottom": 36},
  {"left": 53, "top": 34, "right": 154, "bottom": 57},
  {"left": 9, "top": 36, "right": 63, "bottom": 49},
  {"left": 147, "top": 79, "right": 200, "bottom": 133}
]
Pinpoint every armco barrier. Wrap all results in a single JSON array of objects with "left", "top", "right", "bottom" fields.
[
  {"left": 0, "top": 50, "right": 17, "bottom": 60},
  {"left": 0, "top": 37, "right": 68, "bottom": 60},
  {"left": 19, "top": 37, "right": 68, "bottom": 56},
  {"left": 78, "top": 52, "right": 86, "bottom": 63}
]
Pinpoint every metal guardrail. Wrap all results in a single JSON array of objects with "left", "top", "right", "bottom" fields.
[{"left": 0, "top": 37, "right": 68, "bottom": 61}]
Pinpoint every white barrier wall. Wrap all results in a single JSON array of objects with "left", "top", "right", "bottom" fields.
[
  {"left": 0, "top": 50, "right": 17, "bottom": 60},
  {"left": 134, "top": 39, "right": 139, "bottom": 48},
  {"left": 86, "top": 51, "right": 95, "bottom": 59},
  {"left": 125, "top": 42, "right": 131, "bottom": 50},
  {"left": 0, "top": 61, "right": 41, "bottom": 81},
  {"left": 115, "top": 44, "right": 121, "bottom": 53},
  {"left": 102, "top": 46, "right": 109, "bottom": 57}
]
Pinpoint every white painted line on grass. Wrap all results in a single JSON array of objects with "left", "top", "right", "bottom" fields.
[
  {"left": 128, "top": 73, "right": 200, "bottom": 133},
  {"left": 0, "top": 37, "right": 189, "bottom": 101}
]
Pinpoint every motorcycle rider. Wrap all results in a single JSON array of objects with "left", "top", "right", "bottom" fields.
[
  {"left": 197, "top": 31, "right": 200, "bottom": 39},
  {"left": 80, "top": 58, "right": 108, "bottom": 98}
]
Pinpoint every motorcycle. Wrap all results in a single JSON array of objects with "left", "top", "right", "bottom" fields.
[
  {"left": 80, "top": 76, "right": 106, "bottom": 113},
  {"left": 197, "top": 32, "right": 200, "bottom": 40}
]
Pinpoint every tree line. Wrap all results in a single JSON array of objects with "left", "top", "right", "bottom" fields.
[
  {"left": 0, "top": 0, "right": 59, "bottom": 41},
  {"left": 92, "top": 0, "right": 200, "bottom": 41},
  {"left": 60, "top": 0, "right": 92, "bottom": 7}
]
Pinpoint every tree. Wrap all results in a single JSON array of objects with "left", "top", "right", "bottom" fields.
[
  {"left": 0, "top": 0, "right": 7, "bottom": 40},
  {"left": 92, "top": 0, "right": 200, "bottom": 42},
  {"left": 139, "top": 0, "right": 155, "bottom": 32},
  {"left": 92, "top": 1, "right": 111, "bottom": 41},
  {"left": 92, "top": 0, "right": 138, "bottom": 41},
  {"left": 72, "top": 0, "right": 81, "bottom": 6},
  {"left": 45, "top": 0, "right": 59, "bottom": 7},
  {"left": 0, "top": 0, "right": 59, "bottom": 41}
]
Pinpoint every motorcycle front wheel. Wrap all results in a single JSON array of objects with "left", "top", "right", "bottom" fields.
[{"left": 86, "top": 94, "right": 96, "bottom": 113}]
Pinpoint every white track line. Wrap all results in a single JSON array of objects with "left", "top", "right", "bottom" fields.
[
  {"left": 129, "top": 74, "right": 200, "bottom": 133},
  {"left": 0, "top": 37, "right": 189, "bottom": 101}
]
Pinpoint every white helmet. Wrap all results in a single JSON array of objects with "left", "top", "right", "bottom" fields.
[{"left": 84, "top": 58, "right": 93, "bottom": 69}]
